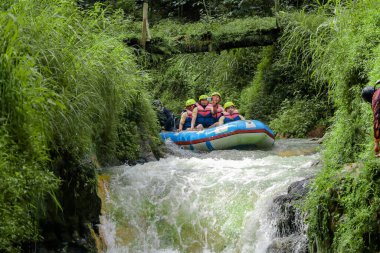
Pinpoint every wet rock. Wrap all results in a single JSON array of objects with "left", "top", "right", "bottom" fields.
[
  {"left": 307, "top": 126, "right": 326, "bottom": 139},
  {"left": 136, "top": 151, "right": 158, "bottom": 164},
  {"left": 287, "top": 178, "right": 312, "bottom": 199},
  {"left": 140, "top": 140, "right": 160, "bottom": 163},
  {"left": 133, "top": 139, "right": 160, "bottom": 165},
  {"left": 267, "top": 178, "right": 313, "bottom": 253},
  {"left": 160, "top": 142, "right": 177, "bottom": 156},
  {"left": 267, "top": 235, "right": 308, "bottom": 253}
]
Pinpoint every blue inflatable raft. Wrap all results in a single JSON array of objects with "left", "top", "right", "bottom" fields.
[{"left": 160, "top": 120, "right": 275, "bottom": 151}]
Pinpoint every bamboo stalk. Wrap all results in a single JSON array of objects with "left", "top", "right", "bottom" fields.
[{"left": 141, "top": 1, "right": 150, "bottom": 48}]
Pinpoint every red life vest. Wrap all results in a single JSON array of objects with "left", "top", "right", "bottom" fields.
[
  {"left": 212, "top": 104, "right": 224, "bottom": 120},
  {"left": 223, "top": 110, "right": 241, "bottom": 123},
  {"left": 196, "top": 103, "right": 214, "bottom": 127}
]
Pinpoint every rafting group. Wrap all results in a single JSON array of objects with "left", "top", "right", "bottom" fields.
[{"left": 178, "top": 92, "right": 244, "bottom": 132}]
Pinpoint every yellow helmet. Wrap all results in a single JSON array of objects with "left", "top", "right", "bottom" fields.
[
  {"left": 211, "top": 92, "right": 221, "bottom": 98},
  {"left": 185, "top": 99, "right": 196, "bottom": 107},
  {"left": 199, "top": 94, "right": 208, "bottom": 101},
  {"left": 224, "top": 101, "right": 235, "bottom": 109}
]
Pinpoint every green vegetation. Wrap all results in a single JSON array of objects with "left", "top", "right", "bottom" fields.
[
  {"left": 275, "top": 1, "right": 380, "bottom": 252},
  {"left": 3, "top": 0, "right": 380, "bottom": 251},
  {"left": 102, "top": 0, "right": 276, "bottom": 21},
  {"left": 124, "top": 16, "right": 278, "bottom": 54},
  {"left": 269, "top": 98, "right": 329, "bottom": 138},
  {"left": 305, "top": 160, "right": 380, "bottom": 253},
  {"left": 149, "top": 16, "right": 276, "bottom": 38},
  {"left": 142, "top": 14, "right": 330, "bottom": 135},
  {"left": 149, "top": 16, "right": 276, "bottom": 37},
  {"left": 240, "top": 46, "right": 275, "bottom": 122},
  {"left": 146, "top": 47, "right": 262, "bottom": 114},
  {"left": 0, "top": 0, "right": 160, "bottom": 251}
]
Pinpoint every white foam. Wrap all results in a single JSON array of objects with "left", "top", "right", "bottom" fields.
[{"left": 101, "top": 146, "right": 320, "bottom": 252}]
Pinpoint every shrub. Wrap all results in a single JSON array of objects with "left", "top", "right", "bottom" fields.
[
  {"left": 269, "top": 98, "right": 329, "bottom": 138},
  {"left": 279, "top": 1, "right": 380, "bottom": 252}
]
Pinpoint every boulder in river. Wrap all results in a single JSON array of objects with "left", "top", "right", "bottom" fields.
[{"left": 266, "top": 178, "right": 313, "bottom": 253}]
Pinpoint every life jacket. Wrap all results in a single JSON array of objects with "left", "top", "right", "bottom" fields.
[
  {"left": 183, "top": 109, "right": 193, "bottom": 130},
  {"left": 212, "top": 104, "right": 224, "bottom": 122},
  {"left": 223, "top": 110, "right": 241, "bottom": 124},
  {"left": 196, "top": 103, "right": 214, "bottom": 128}
]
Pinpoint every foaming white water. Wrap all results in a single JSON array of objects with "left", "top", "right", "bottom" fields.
[{"left": 101, "top": 141, "right": 320, "bottom": 253}]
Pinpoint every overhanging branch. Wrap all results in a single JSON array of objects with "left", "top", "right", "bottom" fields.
[{"left": 124, "top": 27, "right": 280, "bottom": 54}]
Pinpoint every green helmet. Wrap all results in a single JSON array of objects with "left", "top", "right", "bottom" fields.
[
  {"left": 185, "top": 99, "right": 196, "bottom": 107},
  {"left": 211, "top": 92, "right": 221, "bottom": 98},
  {"left": 224, "top": 101, "right": 235, "bottom": 109},
  {"left": 199, "top": 94, "right": 208, "bottom": 101}
]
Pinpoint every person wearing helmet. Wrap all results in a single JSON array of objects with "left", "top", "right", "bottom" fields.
[
  {"left": 362, "top": 86, "right": 376, "bottom": 103},
  {"left": 218, "top": 102, "right": 245, "bottom": 126},
  {"left": 178, "top": 99, "right": 197, "bottom": 132},
  {"left": 152, "top": 99, "right": 175, "bottom": 131},
  {"left": 190, "top": 94, "right": 215, "bottom": 130},
  {"left": 210, "top": 92, "right": 224, "bottom": 126}
]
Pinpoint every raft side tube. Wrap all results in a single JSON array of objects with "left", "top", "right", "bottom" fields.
[{"left": 160, "top": 120, "right": 275, "bottom": 151}]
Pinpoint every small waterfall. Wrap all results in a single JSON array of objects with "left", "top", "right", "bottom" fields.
[
  {"left": 266, "top": 178, "right": 314, "bottom": 253},
  {"left": 100, "top": 139, "right": 320, "bottom": 253}
]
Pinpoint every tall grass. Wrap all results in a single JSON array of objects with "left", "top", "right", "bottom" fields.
[
  {"left": 280, "top": 1, "right": 380, "bottom": 165},
  {"left": 278, "top": 1, "right": 380, "bottom": 251},
  {"left": 147, "top": 47, "right": 262, "bottom": 113},
  {"left": 240, "top": 46, "right": 274, "bottom": 122},
  {"left": 0, "top": 7, "right": 60, "bottom": 251},
  {"left": 0, "top": 0, "right": 160, "bottom": 251}
]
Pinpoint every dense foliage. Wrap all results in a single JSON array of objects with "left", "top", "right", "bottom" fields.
[
  {"left": 145, "top": 25, "right": 331, "bottom": 137},
  {"left": 3, "top": 0, "right": 380, "bottom": 251},
  {"left": 146, "top": 47, "right": 262, "bottom": 114},
  {"left": 276, "top": 1, "right": 380, "bottom": 252},
  {"left": 102, "top": 0, "right": 275, "bottom": 20},
  {"left": 0, "top": 0, "right": 160, "bottom": 251}
]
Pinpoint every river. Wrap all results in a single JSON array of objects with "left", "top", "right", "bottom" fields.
[{"left": 100, "top": 139, "right": 320, "bottom": 253}]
